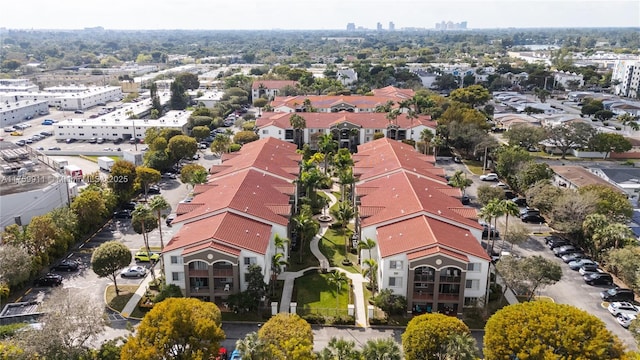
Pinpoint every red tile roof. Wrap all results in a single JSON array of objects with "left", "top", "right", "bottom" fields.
[
  {"left": 371, "top": 86, "right": 415, "bottom": 99},
  {"left": 208, "top": 137, "right": 301, "bottom": 182},
  {"left": 256, "top": 112, "right": 436, "bottom": 131},
  {"left": 182, "top": 240, "right": 241, "bottom": 257},
  {"left": 164, "top": 212, "right": 271, "bottom": 255},
  {"left": 173, "top": 168, "right": 293, "bottom": 226},
  {"left": 449, "top": 207, "right": 479, "bottom": 220},
  {"left": 407, "top": 246, "right": 469, "bottom": 262},
  {"left": 358, "top": 171, "right": 482, "bottom": 230},
  {"left": 353, "top": 138, "right": 445, "bottom": 184},
  {"left": 251, "top": 80, "right": 298, "bottom": 90},
  {"left": 377, "top": 216, "right": 489, "bottom": 260}
]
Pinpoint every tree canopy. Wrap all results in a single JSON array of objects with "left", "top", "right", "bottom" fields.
[
  {"left": 121, "top": 298, "right": 225, "bottom": 360},
  {"left": 91, "top": 241, "right": 132, "bottom": 294},
  {"left": 484, "top": 301, "right": 627, "bottom": 359},
  {"left": 257, "top": 313, "right": 314, "bottom": 360},
  {"left": 402, "top": 313, "right": 472, "bottom": 360}
]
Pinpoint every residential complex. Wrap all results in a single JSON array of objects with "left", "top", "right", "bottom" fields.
[{"left": 613, "top": 60, "right": 640, "bottom": 99}]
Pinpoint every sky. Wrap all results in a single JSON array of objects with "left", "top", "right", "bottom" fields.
[{"left": 2, "top": 0, "right": 638, "bottom": 30}]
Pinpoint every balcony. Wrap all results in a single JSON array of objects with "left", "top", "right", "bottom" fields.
[
  {"left": 438, "top": 293, "right": 460, "bottom": 301},
  {"left": 190, "top": 286, "right": 210, "bottom": 294},
  {"left": 212, "top": 268, "right": 233, "bottom": 277},
  {"left": 439, "top": 276, "right": 462, "bottom": 283},
  {"left": 412, "top": 291, "right": 435, "bottom": 301},
  {"left": 188, "top": 269, "right": 208, "bottom": 277}
]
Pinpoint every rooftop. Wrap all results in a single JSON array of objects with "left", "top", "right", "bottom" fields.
[{"left": 0, "top": 142, "right": 64, "bottom": 196}]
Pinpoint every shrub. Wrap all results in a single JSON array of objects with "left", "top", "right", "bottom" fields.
[
  {"left": 154, "top": 284, "right": 183, "bottom": 303},
  {"left": 369, "top": 317, "right": 389, "bottom": 325},
  {"left": 489, "top": 283, "right": 502, "bottom": 302},
  {"left": 373, "top": 289, "right": 407, "bottom": 316},
  {"left": 331, "top": 315, "right": 355, "bottom": 325},
  {"left": 229, "top": 143, "right": 242, "bottom": 152},
  {"left": 302, "top": 313, "right": 326, "bottom": 324}
]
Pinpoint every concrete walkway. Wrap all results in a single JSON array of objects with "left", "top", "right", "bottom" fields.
[
  {"left": 121, "top": 268, "right": 162, "bottom": 319},
  {"left": 278, "top": 190, "right": 369, "bottom": 327}
]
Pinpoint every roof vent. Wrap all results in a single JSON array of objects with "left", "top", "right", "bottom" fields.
[
  {"left": 245, "top": 229, "right": 249, "bottom": 233},
  {"left": 437, "top": 210, "right": 442, "bottom": 214}
]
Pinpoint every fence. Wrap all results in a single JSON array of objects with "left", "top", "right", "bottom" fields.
[{"left": 297, "top": 306, "right": 349, "bottom": 318}]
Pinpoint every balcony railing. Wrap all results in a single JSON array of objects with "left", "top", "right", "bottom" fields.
[
  {"left": 412, "top": 291, "right": 435, "bottom": 301},
  {"left": 438, "top": 293, "right": 460, "bottom": 301},
  {"left": 187, "top": 269, "right": 208, "bottom": 277},
  {"left": 212, "top": 268, "right": 233, "bottom": 277},
  {"left": 190, "top": 286, "right": 210, "bottom": 294},
  {"left": 439, "top": 276, "right": 462, "bottom": 283}
]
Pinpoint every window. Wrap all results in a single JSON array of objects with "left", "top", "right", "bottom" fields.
[
  {"left": 389, "top": 261, "right": 403, "bottom": 270},
  {"left": 244, "top": 257, "right": 257, "bottom": 266},
  {"left": 465, "top": 279, "right": 480, "bottom": 290},
  {"left": 170, "top": 256, "right": 183, "bottom": 264},
  {"left": 389, "top": 277, "right": 402, "bottom": 287},
  {"left": 467, "top": 263, "right": 481, "bottom": 272},
  {"left": 172, "top": 272, "right": 184, "bottom": 281},
  {"left": 262, "top": 130, "right": 268, "bottom": 134}
]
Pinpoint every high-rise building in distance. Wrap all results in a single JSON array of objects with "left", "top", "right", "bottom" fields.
[
  {"left": 389, "top": 22, "right": 395, "bottom": 31},
  {"left": 346, "top": 23, "right": 356, "bottom": 31}
]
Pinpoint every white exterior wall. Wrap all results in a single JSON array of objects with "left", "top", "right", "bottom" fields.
[
  {"left": 59, "top": 87, "right": 122, "bottom": 110},
  {"left": 0, "top": 100, "right": 49, "bottom": 127},
  {"left": 258, "top": 125, "right": 286, "bottom": 141},
  {"left": 163, "top": 249, "right": 186, "bottom": 292},
  {"left": 0, "top": 179, "right": 69, "bottom": 230},
  {"left": 463, "top": 255, "right": 490, "bottom": 299},
  {"left": 239, "top": 249, "right": 268, "bottom": 291},
  {"left": 379, "top": 254, "right": 409, "bottom": 297}
]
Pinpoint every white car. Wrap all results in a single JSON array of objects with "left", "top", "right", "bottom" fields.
[
  {"left": 120, "top": 266, "right": 147, "bottom": 278},
  {"left": 608, "top": 302, "right": 640, "bottom": 317},
  {"left": 479, "top": 173, "right": 499, "bottom": 181},
  {"left": 617, "top": 313, "right": 637, "bottom": 328}
]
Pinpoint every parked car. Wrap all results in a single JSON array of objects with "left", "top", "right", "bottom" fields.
[
  {"left": 134, "top": 251, "right": 160, "bottom": 262},
  {"left": 511, "top": 197, "right": 527, "bottom": 206},
  {"left": 521, "top": 214, "right": 545, "bottom": 223},
  {"left": 120, "top": 266, "right": 147, "bottom": 278},
  {"left": 113, "top": 210, "right": 132, "bottom": 219},
  {"left": 162, "top": 172, "right": 176, "bottom": 179},
  {"left": 230, "top": 349, "right": 241, "bottom": 360},
  {"left": 568, "top": 258, "right": 597, "bottom": 271},
  {"left": 583, "top": 272, "right": 614, "bottom": 286},
  {"left": 520, "top": 207, "right": 540, "bottom": 217},
  {"left": 601, "top": 288, "right": 635, "bottom": 302},
  {"left": 578, "top": 263, "right": 600, "bottom": 275},
  {"left": 492, "top": 181, "right": 510, "bottom": 189},
  {"left": 561, "top": 252, "right": 587, "bottom": 263},
  {"left": 608, "top": 302, "right": 640, "bottom": 317},
  {"left": 460, "top": 195, "right": 470, "bottom": 205},
  {"left": 88, "top": 137, "right": 97, "bottom": 144},
  {"left": 166, "top": 214, "right": 176, "bottom": 226},
  {"left": 65, "top": 138, "right": 76, "bottom": 144},
  {"left": 482, "top": 224, "right": 499, "bottom": 239},
  {"left": 545, "top": 235, "right": 565, "bottom": 245},
  {"left": 74, "top": 110, "right": 84, "bottom": 114},
  {"left": 48, "top": 147, "right": 61, "bottom": 151},
  {"left": 617, "top": 313, "right": 636, "bottom": 328},
  {"left": 15, "top": 140, "right": 25, "bottom": 146},
  {"left": 147, "top": 185, "right": 161, "bottom": 194},
  {"left": 548, "top": 238, "right": 571, "bottom": 250},
  {"left": 122, "top": 202, "right": 138, "bottom": 211},
  {"left": 479, "top": 173, "right": 499, "bottom": 181},
  {"left": 51, "top": 259, "right": 80, "bottom": 272},
  {"left": 553, "top": 245, "right": 579, "bottom": 257},
  {"left": 34, "top": 273, "right": 63, "bottom": 287}
]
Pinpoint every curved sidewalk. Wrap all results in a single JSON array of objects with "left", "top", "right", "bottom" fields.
[{"left": 278, "top": 190, "right": 369, "bottom": 327}]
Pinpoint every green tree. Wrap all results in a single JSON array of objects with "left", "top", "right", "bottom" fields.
[
  {"left": 233, "top": 130, "right": 260, "bottom": 145},
  {"left": 479, "top": 198, "right": 503, "bottom": 253},
  {"left": 331, "top": 201, "right": 355, "bottom": 253},
  {"left": 236, "top": 332, "right": 266, "bottom": 360},
  {"left": 270, "top": 252, "right": 288, "bottom": 296},
  {"left": 525, "top": 181, "right": 564, "bottom": 214},
  {"left": 362, "top": 258, "right": 378, "bottom": 294},
  {"left": 443, "top": 333, "right": 480, "bottom": 360},
  {"left": 580, "top": 184, "right": 633, "bottom": 223},
  {"left": 318, "top": 337, "right": 361, "bottom": 360},
  {"left": 606, "top": 246, "right": 640, "bottom": 291},
  {"left": 549, "top": 190, "right": 597, "bottom": 235},
  {"left": 180, "top": 163, "right": 208, "bottom": 187},
  {"left": 91, "top": 241, "right": 132, "bottom": 294},
  {"left": 534, "top": 87, "right": 551, "bottom": 103},
  {"left": 581, "top": 98, "right": 604, "bottom": 117},
  {"left": 361, "top": 338, "right": 402, "bottom": 360},
  {"left": 588, "top": 133, "right": 632, "bottom": 157},
  {"left": 515, "top": 161, "right": 554, "bottom": 193},
  {"left": 108, "top": 160, "right": 137, "bottom": 202},
  {"left": 289, "top": 114, "right": 307, "bottom": 149},
  {"left": 476, "top": 184, "right": 506, "bottom": 206},
  {"left": 498, "top": 199, "right": 521, "bottom": 251},
  {"left": 191, "top": 125, "right": 210, "bottom": 142},
  {"left": 503, "top": 223, "right": 530, "bottom": 252},
  {"left": 318, "top": 133, "right": 338, "bottom": 174},
  {"left": 582, "top": 213, "right": 610, "bottom": 254},
  {"left": 211, "top": 133, "right": 232, "bottom": 157},
  {"left": 593, "top": 223, "right": 636, "bottom": 255},
  {"left": 121, "top": 298, "right": 225, "bottom": 360},
  {"left": 167, "top": 135, "right": 197, "bottom": 164},
  {"left": 293, "top": 208, "right": 319, "bottom": 264},
  {"left": 503, "top": 124, "right": 547, "bottom": 150},
  {"left": 257, "top": 313, "right": 314, "bottom": 360},
  {"left": 484, "top": 302, "right": 626, "bottom": 359},
  {"left": 71, "top": 188, "right": 109, "bottom": 234},
  {"left": 448, "top": 170, "right": 472, "bottom": 195},
  {"left": 135, "top": 166, "right": 161, "bottom": 198},
  {"left": 419, "top": 128, "right": 434, "bottom": 155},
  {"left": 328, "top": 270, "right": 348, "bottom": 310},
  {"left": 546, "top": 122, "right": 597, "bottom": 159},
  {"left": 148, "top": 195, "right": 170, "bottom": 271},
  {"left": 0, "top": 244, "right": 32, "bottom": 296},
  {"left": 493, "top": 145, "right": 531, "bottom": 185},
  {"left": 497, "top": 255, "right": 561, "bottom": 300},
  {"left": 449, "top": 85, "right": 490, "bottom": 108},
  {"left": 175, "top": 72, "right": 200, "bottom": 90},
  {"left": 169, "top": 80, "right": 188, "bottom": 110},
  {"left": 402, "top": 313, "right": 470, "bottom": 360}
]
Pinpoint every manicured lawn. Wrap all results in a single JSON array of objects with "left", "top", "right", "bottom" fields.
[
  {"left": 295, "top": 272, "right": 349, "bottom": 311},
  {"left": 464, "top": 160, "right": 484, "bottom": 175},
  {"left": 320, "top": 227, "right": 360, "bottom": 274},
  {"left": 288, "top": 232, "right": 320, "bottom": 272},
  {"left": 105, "top": 284, "right": 139, "bottom": 312}
]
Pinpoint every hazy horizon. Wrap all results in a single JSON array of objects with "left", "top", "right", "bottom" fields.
[{"left": 2, "top": 0, "right": 638, "bottom": 31}]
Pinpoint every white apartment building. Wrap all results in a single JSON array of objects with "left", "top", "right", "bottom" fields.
[
  {"left": 613, "top": 60, "right": 640, "bottom": 99},
  {"left": 0, "top": 100, "right": 49, "bottom": 127}
]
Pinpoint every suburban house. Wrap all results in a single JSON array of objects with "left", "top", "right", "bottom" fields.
[
  {"left": 336, "top": 69, "right": 358, "bottom": 85},
  {"left": 588, "top": 167, "right": 640, "bottom": 206},
  {"left": 162, "top": 138, "right": 300, "bottom": 304},
  {"left": 255, "top": 111, "right": 436, "bottom": 152},
  {"left": 251, "top": 80, "right": 299, "bottom": 101},
  {"left": 269, "top": 86, "right": 415, "bottom": 113},
  {"left": 549, "top": 165, "right": 626, "bottom": 194},
  {"left": 353, "top": 139, "right": 490, "bottom": 316}
]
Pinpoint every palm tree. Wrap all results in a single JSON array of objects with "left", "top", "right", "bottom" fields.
[
  {"left": 498, "top": 199, "right": 520, "bottom": 252},
  {"left": 420, "top": 128, "right": 434, "bottom": 155},
  {"left": 362, "top": 258, "right": 378, "bottom": 294},
  {"left": 448, "top": 170, "right": 472, "bottom": 195},
  {"left": 270, "top": 252, "right": 288, "bottom": 296},
  {"left": 289, "top": 113, "right": 307, "bottom": 149},
  {"left": 432, "top": 135, "right": 445, "bottom": 159},
  {"left": 619, "top": 113, "right": 640, "bottom": 132},
  {"left": 273, "top": 233, "right": 288, "bottom": 254},
  {"left": 148, "top": 195, "right": 170, "bottom": 273},
  {"left": 479, "top": 199, "right": 501, "bottom": 254},
  {"left": 337, "top": 169, "right": 355, "bottom": 203},
  {"left": 443, "top": 333, "right": 479, "bottom": 360},
  {"left": 358, "top": 238, "right": 376, "bottom": 263},
  {"left": 131, "top": 204, "right": 157, "bottom": 282},
  {"left": 328, "top": 270, "right": 348, "bottom": 309},
  {"left": 331, "top": 201, "right": 355, "bottom": 254},
  {"left": 236, "top": 332, "right": 265, "bottom": 360},
  {"left": 361, "top": 338, "right": 402, "bottom": 360},
  {"left": 318, "top": 133, "right": 338, "bottom": 174},
  {"left": 318, "top": 337, "right": 361, "bottom": 360},
  {"left": 293, "top": 210, "right": 319, "bottom": 264}
]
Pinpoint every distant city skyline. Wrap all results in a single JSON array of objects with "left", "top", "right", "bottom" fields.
[{"left": 1, "top": 0, "right": 638, "bottom": 31}]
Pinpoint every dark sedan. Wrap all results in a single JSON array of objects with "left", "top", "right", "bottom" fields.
[
  {"left": 584, "top": 272, "right": 613, "bottom": 286},
  {"left": 34, "top": 273, "right": 63, "bottom": 287},
  {"left": 51, "top": 259, "right": 79, "bottom": 272},
  {"left": 521, "top": 214, "right": 545, "bottom": 223}
]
